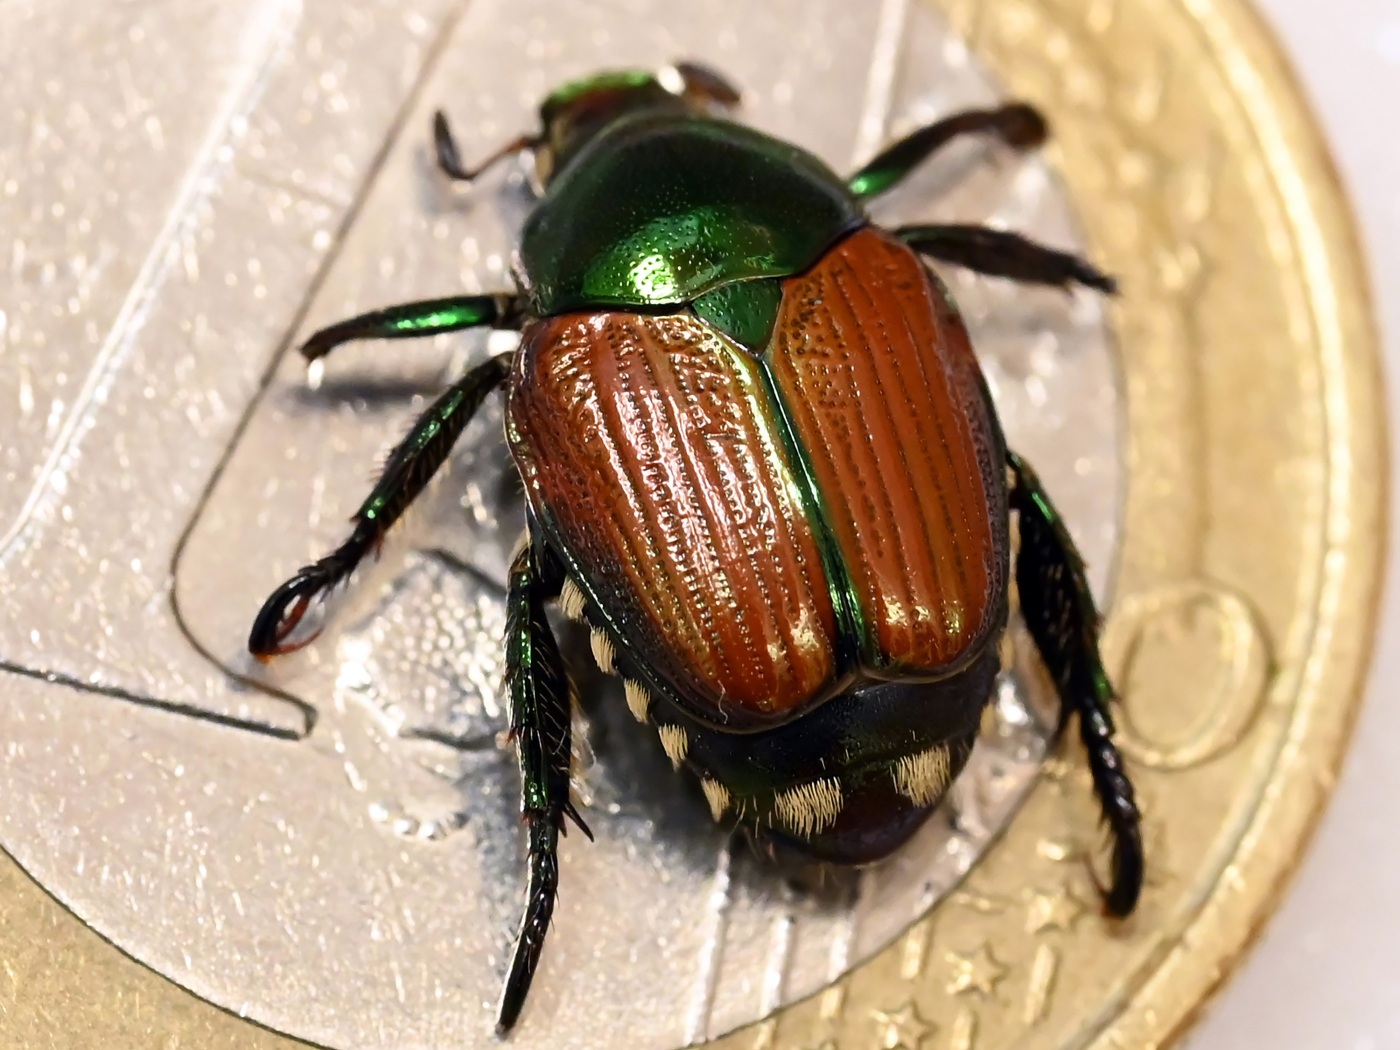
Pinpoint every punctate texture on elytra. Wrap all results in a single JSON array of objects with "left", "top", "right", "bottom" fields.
[
  {"left": 508, "top": 310, "right": 840, "bottom": 721},
  {"left": 768, "top": 227, "right": 1006, "bottom": 678}
]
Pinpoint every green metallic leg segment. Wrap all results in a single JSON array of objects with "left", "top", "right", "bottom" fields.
[
  {"left": 897, "top": 225, "right": 1117, "bottom": 293},
  {"left": 498, "top": 537, "right": 591, "bottom": 1034},
  {"left": 1008, "top": 450, "right": 1143, "bottom": 916},
  {"left": 247, "top": 354, "right": 511, "bottom": 658},
  {"left": 848, "top": 103, "right": 1047, "bottom": 200},
  {"left": 299, "top": 292, "right": 525, "bottom": 362},
  {"left": 433, "top": 110, "right": 538, "bottom": 184}
]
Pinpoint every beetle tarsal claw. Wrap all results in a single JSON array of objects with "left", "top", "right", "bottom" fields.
[
  {"left": 700, "top": 778, "right": 730, "bottom": 821},
  {"left": 558, "top": 578, "right": 587, "bottom": 621},
  {"left": 589, "top": 629, "right": 617, "bottom": 674},
  {"left": 892, "top": 745, "right": 953, "bottom": 806},
  {"left": 773, "top": 777, "right": 844, "bottom": 838},
  {"left": 657, "top": 724, "right": 689, "bottom": 769},
  {"left": 623, "top": 679, "right": 651, "bottom": 723}
]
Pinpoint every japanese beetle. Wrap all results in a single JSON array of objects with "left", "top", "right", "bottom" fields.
[{"left": 249, "top": 61, "right": 1142, "bottom": 1033}]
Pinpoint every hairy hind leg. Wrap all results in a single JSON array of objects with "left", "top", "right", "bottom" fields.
[
  {"left": 497, "top": 534, "right": 591, "bottom": 1033},
  {"left": 1008, "top": 450, "right": 1143, "bottom": 916}
]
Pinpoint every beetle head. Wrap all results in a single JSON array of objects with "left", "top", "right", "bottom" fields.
[{"left": 532, "top": 61, "right": 742, "bottom": 188}]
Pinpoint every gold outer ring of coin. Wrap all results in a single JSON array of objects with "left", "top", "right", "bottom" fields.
[{"left": 0, "top": 0, "right": 1384, "bottom": 1047}]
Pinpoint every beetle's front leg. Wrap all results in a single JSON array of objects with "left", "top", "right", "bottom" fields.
[
  {"left": 897, "top": 225, "right": 1117, "bottom": 293},
  {"left": 848, "top": 103, "right": 1047, "bottom": 200},
  {"left": 248, "top": 354, "right": 511, "bottom": 658},
  {"left": 1008, "top": 450, "right": 1143, "bottom": 916},
  {"left": 299, "top": 292, "right": 526, "bottom": 363},
  {"left": 433, "top": 110, "right": 540, "bottom": 185},
  {"left": 498, "top": 535, "right": 591, "bottom": 1034}
]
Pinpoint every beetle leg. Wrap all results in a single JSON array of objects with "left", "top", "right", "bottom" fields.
[
  {"left": 1008, "top": 450, "right": 1144, "bottom": 917},
  {"left": 498, "top": 538, "right": 592, "bottom": 1033},
  {"left": 247, "top": 354, "right": 511, "bottom": 659},
  {"left": 433, "top": 109, "right": 539, "bottom": 184},
  {"left": 670, "top": 61, "right": 743, "bottom": 108},
  {"left": 848, "top": 103, "right": 1047, "bottom": 200},
  {"left": 897, "top": 224, "right": 1118, "bottom": 293},
  {"left": 299, "top": 292, "right": 526, "bottom": 363}
]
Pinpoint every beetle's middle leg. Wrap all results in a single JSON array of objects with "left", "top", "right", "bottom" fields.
[
  {"left": 897, "top": 224, "right": 1117, "bottom": 293},
  {"left": 1007, "top": 450, "right": 1144, "bottom": 917},
  {"left": 498, "top": 535, "right": 592, "bottom": 1034},
  {"left": 248, "top": 353, "right": 511, "bottom": 658},
  {"left": 848, "top": 103, "right": 1047, "bottom": 200}
]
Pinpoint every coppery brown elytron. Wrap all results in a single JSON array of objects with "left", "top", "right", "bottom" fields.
[
  {"left": 508, "top": 310, "right": 841, "bottom": 719},
  {"left": 507, "top": 227, "right": 1003, "bottom": 724},
  {"left": 769, "top": 227, "right": 1005, "bottom": 676}
]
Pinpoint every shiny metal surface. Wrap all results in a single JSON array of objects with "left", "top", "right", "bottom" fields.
[{"left": 0, "top": 1, "right": 1119, "bottom": 1047}]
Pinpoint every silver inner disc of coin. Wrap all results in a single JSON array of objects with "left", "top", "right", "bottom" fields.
[{"left": 0, "top": 0, "right": 1120, "bottom": 1047}]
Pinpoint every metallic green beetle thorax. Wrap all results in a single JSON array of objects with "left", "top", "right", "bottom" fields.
[{"left": 518, "top": 113, "right": 866, "bottom": 316}]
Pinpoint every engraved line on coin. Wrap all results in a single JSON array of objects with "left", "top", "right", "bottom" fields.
[
  {"left": 818, "top": 914, "right": 853, "bottom": 1019},
  {"left": 421, "top": 546, "right": 510, "bottom": 599},
  {"left": 761, "top": 907, "right": 796, "bottom": 1015},
  {"left": 0, "top": 659, "right": 305, "bottom": 741},
  {"left": 687, "top": 839, "right": 736, "bottom": 1044},
  {"left": 815, "top": 869, "right": 864, "bottom": 1022},
  {"left": 0, "top": 0, "right": 301, "bottom": 569},
  {"left": 851, "top": 0, "right": 912, "bottom": 166},
  {"left": 166, "top": 0, "right": 478, "bottom": 736}
]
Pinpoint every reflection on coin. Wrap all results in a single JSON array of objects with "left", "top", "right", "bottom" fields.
[{"left": 0, "top": 1, "right": 1383, "bottom": 1050}]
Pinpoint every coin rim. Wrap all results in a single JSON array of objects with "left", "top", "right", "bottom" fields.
[{"left": 1093, "top": 0, "right": 1388, "bottom": 1044}]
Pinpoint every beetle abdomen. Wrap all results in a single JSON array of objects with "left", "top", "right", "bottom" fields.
[
  {"left": 768, "top": 227, "right": 1007, "bottom": 676},
  {"left": 507, "top": 312, "right": 840, "bottom": 720}
]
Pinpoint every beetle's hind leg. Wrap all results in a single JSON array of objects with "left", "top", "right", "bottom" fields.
[
  {"left": 498, "top": 534, "right": 592, "bottom": 1034},
  {"left": 1008, "top": 450, "right": 1144, "bottom": 916},
  {"left": 247, "top": 353, "right": 511, "bottom": 658},
  {"left": 848, "top": 103, "right": 1047, "bottom": 200},
  {"left": 897, "top": 224, "right": 1117, "bottom": 294}
]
